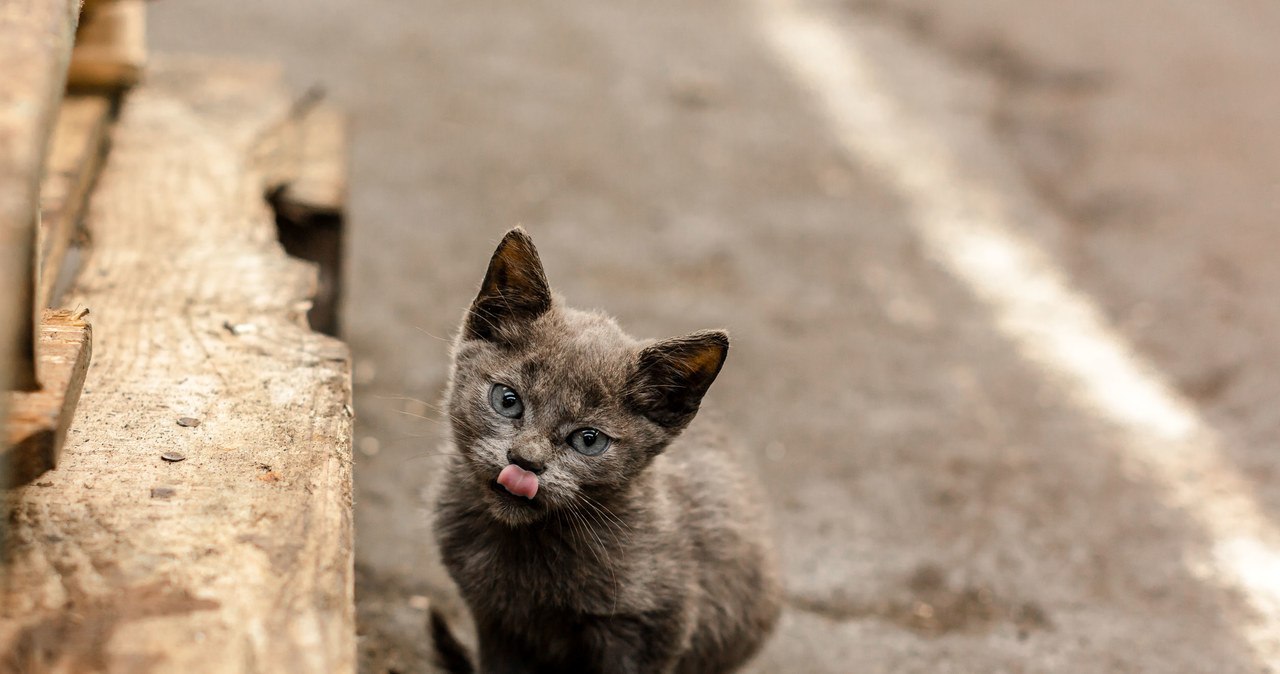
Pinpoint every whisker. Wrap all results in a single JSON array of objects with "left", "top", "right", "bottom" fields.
[
  {"left": 412, "top": 324, "right": 454, "bottom": 343},
  {"left": 394, "top": 409, "right": 439, "bottom": 422},
  {"left": 384, "top": 403, "right": 467, "bottom": 427},
  {"left": 580, "top": 494, "right": 633, "bottom": 534}
]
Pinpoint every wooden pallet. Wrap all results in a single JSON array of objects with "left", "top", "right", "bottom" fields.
[
  {"left": 0, "top": 56, "right": 356, "bottom": 672},
  {"left": 0, "top": 0, "right": 356, "bottom": 665}
]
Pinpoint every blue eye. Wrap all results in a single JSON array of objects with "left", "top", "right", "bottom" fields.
[
  {"left": 567, "top": 428, "right": 611, "bottom": 456},
  {"left": 489, "top": 384, "right": 523, "bottom": 419}
]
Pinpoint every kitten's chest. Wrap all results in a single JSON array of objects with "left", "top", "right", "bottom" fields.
[{"left": 445, "top": 517, "right": 645, "bottom": 617}]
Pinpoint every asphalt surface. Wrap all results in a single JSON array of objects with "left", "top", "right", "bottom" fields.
[{"left": 151, "top": 1, "right": 1280, "bottom": 672}]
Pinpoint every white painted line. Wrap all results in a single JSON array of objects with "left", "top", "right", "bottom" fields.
[{"left": 755, "top": 0, "right": 1280, "bottom": 662}]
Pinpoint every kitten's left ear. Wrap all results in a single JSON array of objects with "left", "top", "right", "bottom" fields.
[
  {"left": 465, "top": 227, "right": 553, "bottom": 342},
  {"left": 627, "top": 330, "right": 729, "bottom": 431}
]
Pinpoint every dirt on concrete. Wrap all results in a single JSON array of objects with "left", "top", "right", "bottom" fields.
[{"left": 150, "top": 1, "right": 1280, "bottom": 671}]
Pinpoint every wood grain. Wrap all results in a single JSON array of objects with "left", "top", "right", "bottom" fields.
[
  {"left": 0, "top": 56, "right": 355, "bottom": 673},
  {"left": 2, "top": 309, "right": 92, "bottom": 487},
  {"left": 0, "top": 0, "right": 81, "bottom": 395},
  {"left": 38, "top": 95, "right": 113, "bottom": 310}
]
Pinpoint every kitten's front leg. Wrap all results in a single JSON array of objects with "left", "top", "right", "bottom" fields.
[
  {"left": 590, "top": 613, "right": 683, "bottom": 674},
  {"left": 478, "top": 652, "right": 533, "bottom": 674},
  {"left": 476, "top": 627, "right": 538, "bottom": 674}
]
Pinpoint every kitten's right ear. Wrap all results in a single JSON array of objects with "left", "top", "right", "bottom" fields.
[{"left": 464, "top": 228, "right": 552, "bottom": 342}]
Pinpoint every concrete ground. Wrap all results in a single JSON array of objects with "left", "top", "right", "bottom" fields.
[{"left": 151, "top": 1, "right": 1280, "bottom": 672}]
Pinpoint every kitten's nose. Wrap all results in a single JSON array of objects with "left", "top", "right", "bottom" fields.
[{"left": 507, "top": 451, "right": 545, "bottom": 475}]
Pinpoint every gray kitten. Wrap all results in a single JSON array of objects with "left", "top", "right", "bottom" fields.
[{"left": 431, "top": 228, "right": 780, "bottom": 674}]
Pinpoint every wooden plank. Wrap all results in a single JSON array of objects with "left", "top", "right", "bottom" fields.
[
  {"left": 2, "top": 308, "right": 92, "bottom": 487},
  {"left": 0, "top": 0, "right": 81, "bottom": 396},
  {"left": 0, "top": 57, "right": 355, "bottom": 673},
  {"left": 37, "top": 95, "right": 113, "bottom": 309},
  {"left": 67, "top": 0, "right": 146, "bottom": 91}
]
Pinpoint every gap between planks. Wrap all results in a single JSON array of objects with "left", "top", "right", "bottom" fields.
[{"left": 38, "top": 94, "right": 114, "bottom": 311}]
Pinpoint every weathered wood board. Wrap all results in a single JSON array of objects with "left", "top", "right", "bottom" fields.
[
  {"left": 67, "top": 0, "right": 146, "bottom": 92},
  {"left": 0, "top": 0, "right": 81, "bottom": 395},
  {"left": 38, "top": 95, "right": 114, "bottom": 310},
  {"left": 0, "top": 56, "right": 355, "bottom": 673},
  {"left": 2, "top": 309, "right": 92, "bottom": 488},
  {"left": 257, "top": 100, "right": 349, "bottom": 219}
]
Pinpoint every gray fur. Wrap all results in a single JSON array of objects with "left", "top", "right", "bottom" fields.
[{"left": 434, "top": 228, "right": 780, "bottom": 674}]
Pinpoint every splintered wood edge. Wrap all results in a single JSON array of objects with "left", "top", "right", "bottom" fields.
[
  {"left": 38, "top": 95, "right": 113, "bottom": 309},
  {"left": 2, "top": 309, "right": 92, "bottom": 486},
  {"left": 255, "top": 99, "right": 347, "bottom": 335},
  {"left": 67, "top": 0, "right": 146, "bottom": 91}
]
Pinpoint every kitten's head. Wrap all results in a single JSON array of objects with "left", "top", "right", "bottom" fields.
[{"left": 445, "top": 228, "right": 728, "bottom": 526}]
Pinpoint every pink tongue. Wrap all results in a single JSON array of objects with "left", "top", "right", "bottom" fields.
[{"left": 497, "top": 464, "right": 539, "bottom": 499}]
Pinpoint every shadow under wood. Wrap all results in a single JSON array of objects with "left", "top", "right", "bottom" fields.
[
  {"left": 269, "top": 187, "right": 344, "bottom": 337},
  {"left": 0, "top": 431, "right": 56, "bottom": 489}
]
